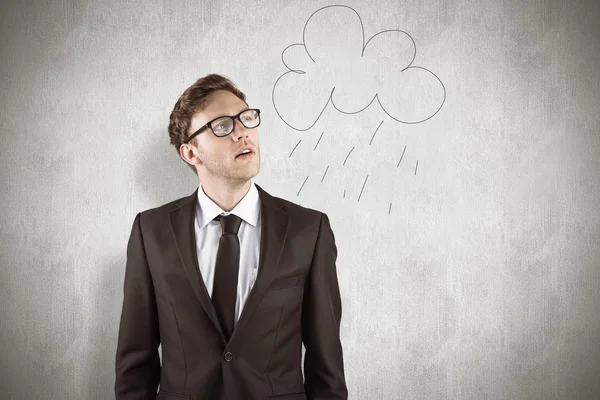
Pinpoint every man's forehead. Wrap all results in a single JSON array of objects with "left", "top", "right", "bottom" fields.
[{"left": 200, "top": 92, "right": 247, "bottom": 116}]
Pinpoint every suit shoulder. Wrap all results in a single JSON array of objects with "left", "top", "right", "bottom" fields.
[
  {"left": 134, "top": 191, "right": 196, "bottom": 224},
  {"left": 269, "top": 192, "right": 325, "bottom": 222}
]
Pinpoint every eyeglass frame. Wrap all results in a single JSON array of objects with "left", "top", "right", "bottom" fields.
[{"left": 184, "top": 108, "right": 261, "bottom": 144}]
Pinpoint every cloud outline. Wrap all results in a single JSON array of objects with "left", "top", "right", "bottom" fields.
[{"left": 272, "top": 4, "right": 447, "bottom": 131}]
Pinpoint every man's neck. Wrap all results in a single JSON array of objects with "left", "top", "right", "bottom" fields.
[{"left": 200, "top": 178, "right": 252, "bottom": 212}]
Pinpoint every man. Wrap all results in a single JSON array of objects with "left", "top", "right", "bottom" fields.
[{"left": 115, "top": 74, "right": 348, "bottom": 400}]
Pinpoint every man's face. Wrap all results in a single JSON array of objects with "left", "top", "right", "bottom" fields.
[{"left": 186, "top": 90, "right": 260, "bottom": 184}]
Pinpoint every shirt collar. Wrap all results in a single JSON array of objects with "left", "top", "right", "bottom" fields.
[{"left": 196, "top": 179, "right": 260, "bottom": 229}]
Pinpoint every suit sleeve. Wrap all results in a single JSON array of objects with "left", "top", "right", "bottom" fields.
[
  {"left": 301, "top": 212, "right": 348, "bottom": 399},
  {"left": 115, "top": 212, "right": 161, "bottom": 399}
]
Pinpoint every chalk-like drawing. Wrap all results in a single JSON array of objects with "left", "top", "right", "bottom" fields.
[
  {"left": 314, "top": 132, "right": 324, "bottom": 150},
  {"left": 289, "top": 139, "right": 301, "bottom": 158},
  {"left": 272, "top": 5, "right": 446, "bottom": 129},
  {"left": 275, "top": 5, "right": 445, "bottom": 208},
  {"left": 297, "top": 176, "right": 309, "bottom": 196},
  {"left": 342, "top": 146, "right": 355, "bottom": 166},
  {"left": 321, "top": 165, "right": 329, "bottom": 182},
  {"left": 397, "top": 145, "right": 407, "bottom": 167},
  {"left": 358, "top": 175, "right": 369, "bottom": 202},
  {"left": 369, "top": 121, "right": 384, "bottom": 146}
]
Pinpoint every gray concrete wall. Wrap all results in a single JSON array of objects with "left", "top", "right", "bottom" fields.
[{"left": 1, "top": 0, "right": 599, "bottom": 398}]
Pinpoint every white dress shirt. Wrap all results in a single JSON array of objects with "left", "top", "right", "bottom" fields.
[{"left": 194, "top": 179, "right": 262, "bottom": 325}]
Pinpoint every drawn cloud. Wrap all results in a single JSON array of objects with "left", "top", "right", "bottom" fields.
[{"left": 272, "top": 5, "right": 446, "bottom": 131}]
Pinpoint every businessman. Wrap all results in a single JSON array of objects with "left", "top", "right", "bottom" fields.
[{"left": 115, "top": 74, "right": 348, "bottom": 400}]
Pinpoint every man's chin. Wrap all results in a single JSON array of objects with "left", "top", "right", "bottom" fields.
[{"left": 230, "top": 168, "right": 259, "bottom": 182}]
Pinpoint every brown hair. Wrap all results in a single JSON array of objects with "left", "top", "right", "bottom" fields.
[{"left": 168, "top": 74, "right": 247, "bottom": 175}]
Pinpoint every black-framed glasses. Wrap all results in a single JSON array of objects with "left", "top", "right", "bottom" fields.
[{"left": 184, "top": 108, "right": 261, "bottom": 143}]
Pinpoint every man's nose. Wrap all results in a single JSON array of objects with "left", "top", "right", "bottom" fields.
[{"left": 231, "top": 119, "right": 249, "bottom": 139}]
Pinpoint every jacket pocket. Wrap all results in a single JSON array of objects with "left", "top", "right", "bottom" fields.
[
  {"left": 156, "top": 388, "right": 192, "bottom": 399},
  {"left": 264, "top": 392, "right": 307, "bottom": 399},
  {"left": 267, "top": 274, "right": 302, "bottom": 291}
]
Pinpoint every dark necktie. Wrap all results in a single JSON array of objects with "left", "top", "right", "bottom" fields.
[{"left": 212, "top": 213, "right": 242, "bottom": 340}]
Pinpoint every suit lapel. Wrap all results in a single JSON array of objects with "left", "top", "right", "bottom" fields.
[
  {"left": 168, "top": 183, "right": 289, "bottom": 346},
  {"left": 169, "top": 187, "right": 226, "bottom": 342},
  {"left": 229, "top": 183, "right": 289, "bottom": 345}
]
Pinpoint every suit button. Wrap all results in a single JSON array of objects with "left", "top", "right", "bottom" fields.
[{"left": 224, "top": 352, "right": 233, "bottom": 362}]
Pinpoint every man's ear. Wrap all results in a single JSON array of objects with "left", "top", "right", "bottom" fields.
[
  {"left": 180, "top": 143, "right": 193, "bottom": 164},
  {"left": 183, "top": 142, "right": 203, "bottom": 167}
]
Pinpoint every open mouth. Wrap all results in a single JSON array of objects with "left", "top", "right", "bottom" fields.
[{"left": 236, "top": 151, "right": 254, "bottom": 159}]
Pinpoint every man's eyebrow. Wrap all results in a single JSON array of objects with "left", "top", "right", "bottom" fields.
[{"left": 212, "top": 108, "right": 251, "bottom": 118}]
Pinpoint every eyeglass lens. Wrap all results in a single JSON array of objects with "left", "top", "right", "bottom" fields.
[{"left": 212, "top": 109, "right": 260, "bottom": 136}]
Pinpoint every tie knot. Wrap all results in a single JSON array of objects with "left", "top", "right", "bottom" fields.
[{"left": 214, "top": 213, "right": 242, "bottom": 235}]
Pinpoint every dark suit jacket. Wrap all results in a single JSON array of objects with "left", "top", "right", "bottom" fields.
[{"left": 115, "top": 183, "right": 347, "bottom": 400}]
